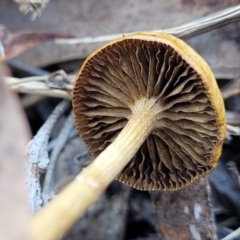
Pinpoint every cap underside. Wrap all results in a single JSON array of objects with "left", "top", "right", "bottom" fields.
[{"left": 73, "top": 37, "right": 224, "bottom": 191}]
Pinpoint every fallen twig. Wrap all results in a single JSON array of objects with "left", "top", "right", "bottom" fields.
[
  {"left": 225, "top": 125, "right": 240, "bottom": 143},
  {"left": 5, "top": 73, "right": 240, "bottom": 111},
  {"left": 26, "top": 100, "right": 70, "bottom": 213},
  {"left": 227, "top": 125, "right": 240, "bottom": 136},
  {"left": 208, "top": 159, "right": 240, "bottom": 221},
  {"left": 226, "top": 111, "right": 240, "bottom": 126},
  {"left": 221, "top": 226, "right": 240, "bottom": 240},
  {"left": 43, "top": 112, "right": 75, "bottom": 195},
  {"left": 226, "top": 161, "right": 240, "bottom": 188},
  {"left": 221, "top": 78, "right": 240, "bottom": 99},
  {"left": 55, "top": 5, "right": 240, "bottom": 45},
  {"left": 21, "top": 95, "right": 47, "bottom": 108},
  {"left": 4, "top": 75, "right": 74, "bottom": 99}
]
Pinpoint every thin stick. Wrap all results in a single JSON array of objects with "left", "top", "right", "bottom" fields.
[
  {"left": 227, "top": 124, "right": 240, "bottom": 136},
  {"left": 221, "top": 226, "right": 240, "bottom": 240},
  {"left": 221, "top": 78, "right": 240, "bottom": 99},
  {"left": 21, "top": 95, "right": 46, "bottom": 108},
  {"left": 26, "top": 100, "right": 70, "bottom": 213},
  {"left": 4, "top": 76, "right": 73, "bottom": 99},
  {"left": 55, "top": 5, "right": 240, "bottom": 45},
  {"left": 31, "top": 99, "right": 156, "bottom": 240},
  {"left": 43, "top": 112, "right": 74, "bottom": 195}
]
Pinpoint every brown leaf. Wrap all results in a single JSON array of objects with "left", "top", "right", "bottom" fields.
[
  {"left": 0, "top": 64, "right": 31, "bottom": 239},
  {"left": 0, "top": 26, "right": 74, "bottom": 60}
]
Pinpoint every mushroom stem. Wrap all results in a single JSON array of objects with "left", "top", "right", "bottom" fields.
[{"left": 31, "top": 98, "right": 157, "bottom": 240}]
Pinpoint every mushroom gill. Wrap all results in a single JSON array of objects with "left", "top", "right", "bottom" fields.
[{"left": 73, "top": 33, "right": 226, "bottom": 191}]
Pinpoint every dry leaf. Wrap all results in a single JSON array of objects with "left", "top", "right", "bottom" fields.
[
  {"left": 0, "top": 64, "right": 31, "bottom": 239},
  {"left": 0, "top": 26, "right": 73, "bottom": 60}
]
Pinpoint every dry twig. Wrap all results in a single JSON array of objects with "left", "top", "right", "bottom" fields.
[
  {"left": 43, "top": 112, "right": 75, "bottom": 195},
  {"left": 221, "top": 78, "right": 240, "bottom": 99},
  {"left": 4, "top": 75, "right": 74, "bottom": 99},
  {"left": 26, "top": 100, "right": 70, "bottom": 213},
  {"left": 227, "top": 125, "right": 240, "bottom": 136},
  {"left": 55, "top": 5, "right": 240, "bottom": 45},
  {"left": 226, "top": 111, "right": 240, "bottom": 126},
  {"left": 221, "top": 227, "right": 240, "bottom": 240},
  {"left": 226, "top": 161, "right": 240, "bottom": 188},
  {"left": 21, "top": 95, "right": 46, "bottom": 108}
]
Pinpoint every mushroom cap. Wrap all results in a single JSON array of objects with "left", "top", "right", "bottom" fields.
[{"left": 72, "top": 32, "right": 226, "bottom": 191}]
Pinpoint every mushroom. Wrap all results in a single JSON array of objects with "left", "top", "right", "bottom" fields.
[{"left": 32, "top": 32, "right": 226, "bottom": 240}]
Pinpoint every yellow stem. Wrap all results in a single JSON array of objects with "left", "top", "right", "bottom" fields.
[{"left": 31, "top": 98, "right": 157, "bottom": 240}]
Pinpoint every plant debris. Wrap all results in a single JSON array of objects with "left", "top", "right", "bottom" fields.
[{"left": 13, "top": 0, "right": 50, "bottom": 19}]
